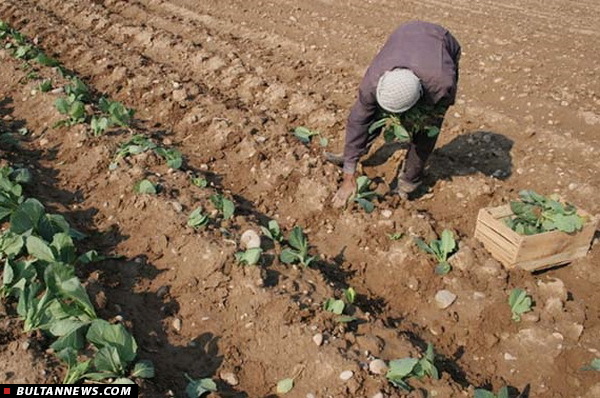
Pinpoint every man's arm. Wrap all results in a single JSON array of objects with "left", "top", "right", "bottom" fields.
[{"left": 342, "top": 80, "right": 378, "bottom": 174}]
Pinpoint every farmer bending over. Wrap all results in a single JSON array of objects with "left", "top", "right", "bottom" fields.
[{"left": 330, "top": 21, "right": 461, "bottom": 207}]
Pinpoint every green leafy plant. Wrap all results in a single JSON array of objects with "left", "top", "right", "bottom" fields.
[
  {"left": 90, "top": 116, "right": 110, "bottom": 136},
  {"left": 505, "top": 190, "right": 586, "bottom": 235},
  {"left": 0, "top": 132, "right": 19, "bottom": 148},
  {"left": 98, "top": 98, "right": 134, "bottom": 128},
  {"left": 369, "top": 113, "right": 410, "bottom": 142},
  {"left": 57, "top": 348, "right": 92, "bottom": 384},
  {"left": 14, "top": 44, "right": 35, "bottom": 60},
  {"left": 0, "top": 160, "right": 151, "bottom": 385},
  {"left": 414, "top": 229, "right": 457, "bottom": 275},
  {"left": 154, "top": 147, "right": 183, "bottom": 169},
  {"left": 35, "top": 52, "right": 60, "bottom": 67},
  {"left": 323, "top": 287, "right": 356, "bottom": 322},
  {"left": 280, "top": 226, "right": 315, "bottom": 267},
  {"left": 344, "top": 287, "right": 356, "bottom": 304},
  {"left": 185, "top": 374, "right": 217, "bottom": 398},
  {"left": 508, "top": 288, "right": 532, "bottom": 322},
  {"left": 474, "top": 386, "right": 510, "bottom": 398},
  {"left": 235, "top": 248, "right": 262, "bottom": 266},
  {"left": 111, "top": 135, "right": 179, "bottom": 170},
  {"left": 323, "top": 297, "right": 345, "bottom": 315},
  {"left": 292, "top": 126, "right": 320, "bottom": 144},
  {"left": 386, "top": 343, "right": 439, "bottom": 391},
  {"left": 210, "top": 194, "right": 235, "bottom": 220},
  {"left": 388, "top": 232, "right": 404, "bottom": 240},
  {"left": 191, "top": 177, "right": 208, "bottom": 188},
  {"left": 352, "top": 175, "right": 378, "bottom": 213},
  {"left": 0, "top": 20, "right": 11, "bottom": 39},
  {"left": 402, "top": 105, "right": 442, "bottom": 138},
  {"left": 581, "top": 358, "right": 600, "bottom": 372},
  {"left": 113, "top": 135, "right": 157, "bottom": 161},
  {"left": 369, "top": 104, "right": 443, "bottom": 143},
  {"left": 39, "top": 79, "right": 53, "bottom": 93},
  {"left": 187, "top": 207, "right": 209, "bottom": 229},
  {"left": 134, "top": 179, "right": 156, "bottom": 195},
  {"left": 54, "top": 97, "right": 86, "bottom": 127},
  {"left": 261, "top": 220, "right": 283, "bottom": 242},
  {"left": 64, "top": 78, "right": 91, "bottom": 103},
  {"left": 0, "top": 166, "right": 26, "bottom": 221}
]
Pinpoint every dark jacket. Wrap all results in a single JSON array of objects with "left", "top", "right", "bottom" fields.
[{"left": 343, "top": 21, "right": 461, "bottom": 173}]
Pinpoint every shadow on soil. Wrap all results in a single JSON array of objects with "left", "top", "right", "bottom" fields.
[
  {"left": 361, "top": 130, "right": 513, "bottom": 197},
  {"left": 428, "top": 130, "right": 514, "bottom": 180}
]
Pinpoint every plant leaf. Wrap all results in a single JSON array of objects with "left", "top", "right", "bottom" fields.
[
  {"left": 276, "top": 378, "right": 294, "bottom": 394},
  {"left": 355, "top": 197, "right": 375, "bottom": 213},
  {"left": 288, "top": 226, "right": 306, "bottom": 252},
  {"left": 509, "top": 288, "right": 532, "bottom": 322},
  {"left": 134, "top": 179, "right": 156, "bottom": 195},
  {"left": 188, "top": 207, "right": 209, "bottom": 229},
  {"left": 50, "top": 323, "right": 88, "bottom": 352},
  {"left": 10, "top": 198, "right": 45, "bottom": 234},
  {"left": 93, "top": 345, "right": 124, "bottom": 375},
  {"left": 368, "top": 118, "right": 388, "bottom": 135},
  {"left": 235, "top": 248, "right": 262, "bottom": 266},
  {"left": 498, "top": 386, "right": 510, "bottom": 398},
  {"left": 414, "top": 238, "right": 435, "bottom": 255},
  {"left": 474, "top": 390, "right": 497, "bottom": 398},
  {"left": 324, "top": 298, "right": 345, "bottom": 315},
  {"left": 113, "top": 378, "right": 136, "bottom": 384},
  {"left": 26, "top": 235, "right": 55, "bottom": 262},
  {"left": 435, "top": 262, "right": 451, "bottom": 275},
  {"left": 186, "top": 377, "right": 217, "bottom": 398},
  {"left": 221, "top": 198, "right": 235, "bottom": 220},
  {"left": 131, "top": 360, "right": 155, "bottom": 378},
  {"left": 280, "top": 248, "right": 298, "bottom": 264},
  {"left": 86, "top": 319, "right": 138, "bottom": 363},
  {"left": 344, "top": 287, "right": 356, "bottom": 304},
  {"left": 387, "top": 358, "right": 419, "bottom": 381},
  {"left": 192, "top": 177, "right": 208, "bottom": 188},
  {"left": 581, "top": 358, "right": 600, "bottom": 371},
  {"left": 440, "top": 229, "right": 456, "bottom": 260}
]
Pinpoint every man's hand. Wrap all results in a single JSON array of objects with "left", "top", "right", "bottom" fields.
[{"left": 332, "top": 172, "right": 357, "bottom": 208}]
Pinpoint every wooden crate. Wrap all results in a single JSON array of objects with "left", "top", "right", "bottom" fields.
[{"left": 474, "top": 204, "right": 598, "bottom": 271}]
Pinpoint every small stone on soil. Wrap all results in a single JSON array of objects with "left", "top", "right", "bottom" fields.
[
  {"left": 313, "top": 333, "right": 323, "bottom": 346},
  {"left": 504, "top": 352, "right": 517, "bottom": 360},
  {"left": 156, "top": 285, "right": 169, "bottom": 299},
  {"left": 435, "top": 290, "right": 457, "bottom": 309},
  {"left": 172, "top": 318, "right": 182, "bottom": 332},
  {"left": 171, "top": 201, "right": 183, "bottom": 213},
  {"left": 339, "top": 370, "right": 354, "bottom": 381},
  {"left": 220, "top": 372, "right": 239, "bottom": 386},
  {"left": 240, "top": 229, "right": 261, "bottom": 249},
  {"left": 369, "top": 359, "right": 388, "bottom": 375}
]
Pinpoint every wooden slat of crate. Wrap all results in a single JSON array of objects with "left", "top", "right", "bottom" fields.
[
  {"left": 475, "top": 207, "right": 522, "bottom": 267},
  {"left": 515, "top": 246, "right": 591, "bottom": 271},
  {"left": 474, "top": 204, "right": 598, "bottom": 272},
  {"left": 514, "top": 209, "right": 598, "bottom": 271}
]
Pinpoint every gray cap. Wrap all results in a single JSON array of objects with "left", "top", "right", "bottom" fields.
[{"left": 376, "top": 69, "right": 422, "bottom": 113}]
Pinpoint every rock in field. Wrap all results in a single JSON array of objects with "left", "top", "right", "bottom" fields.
[{"left": 435, "top": 290, "right": 457, "bottom": 309}]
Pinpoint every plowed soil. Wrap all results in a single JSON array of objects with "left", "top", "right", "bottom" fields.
[{"left": 1, "top": 0, "right": 599, "bottom": 397}]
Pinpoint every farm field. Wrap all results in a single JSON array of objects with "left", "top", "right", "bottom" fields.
[{"left": 1, "top": 0, "right": 599, "bottom": 397}]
